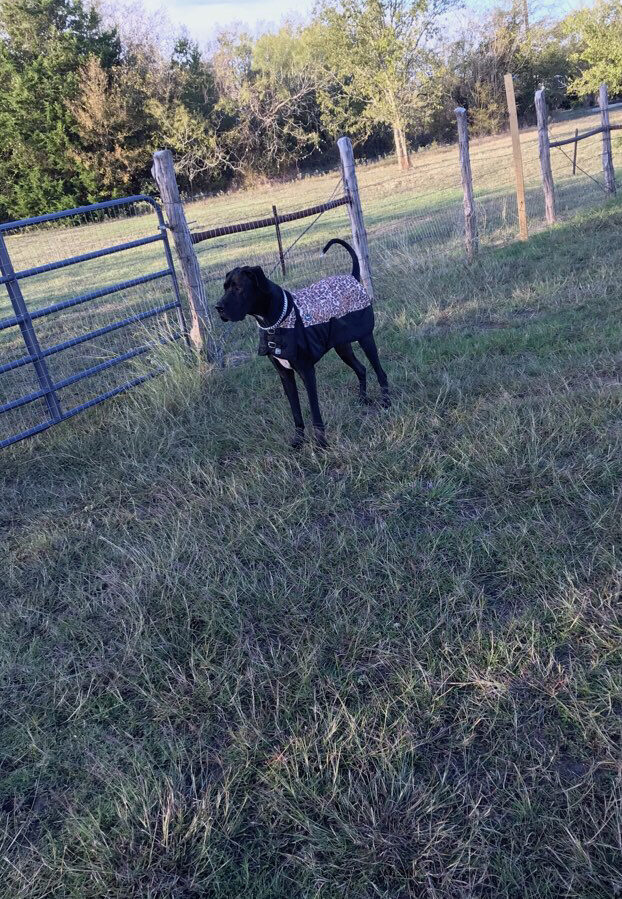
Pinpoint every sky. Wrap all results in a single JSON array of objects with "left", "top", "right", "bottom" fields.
[
  {"left": 135, "top": 0, "right": 591, "bottom": 43},
  {"left": 137, "top": 0, "right": 310, "bottom": 39}
]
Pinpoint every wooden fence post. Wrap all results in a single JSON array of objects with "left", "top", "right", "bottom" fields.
[
  {"left": 599, "top": 83, "right": 616, "bottom": 196},
  {"left": 504, "top": 74, "right": 528, "bottom": 240},
  {"left": 572, "top": 129, "right": 579, "bottom": 174},
  {"left": 455, "top": 107, "right": 478, "bottom": 260},
  {"left": 535, "top": 89, "right": 556, "bottom": 225},
  {"left": 151, "top": 149, "right": 211, "bottom": 354},
  {"left": 337, "top": 136, "right": 374, "bottom": 299}
]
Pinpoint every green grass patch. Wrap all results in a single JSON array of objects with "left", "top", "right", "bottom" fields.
[{"left": 1, "top": 201, "right": 622, "bottom": 898}]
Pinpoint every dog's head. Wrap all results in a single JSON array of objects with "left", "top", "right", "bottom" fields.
[{"left": 215, "top": 266, "right": 270, "bottom": 322}]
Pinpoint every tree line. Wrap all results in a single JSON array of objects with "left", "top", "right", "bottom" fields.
[{"left": 0, "top": 0, "right": 621, "bottom": 221}]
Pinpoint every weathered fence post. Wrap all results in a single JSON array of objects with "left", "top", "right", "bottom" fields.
[
  {"left": 151, "top": 149, "right": 211, "bottom": 354},
  {"left": 572, "top": 129, "right": 579, "bottom": 174},
  {"left": 455, "top": 107, "right": 478, "bottom": 260},
  {"left": 535, "top": 89, "right": 556, "bottom": 225},
  {"left": 272, "top": 204, "right": 286, "bottom": 276},
  {"left": 337, "top": 136, "right": 374, "bottom": 299},
  {"left": 599, "top": 83, "right": 616, "bottom": 196},
  {"left": 504, "top": 74, "right": 528, "bottom": 241}
]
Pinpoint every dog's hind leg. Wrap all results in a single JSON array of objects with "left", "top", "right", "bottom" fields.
[
  {"left": 358, "top": 333, "right": 391, "bottom": 408},
  {"left": 298, "top": 364, "right": 327, "bottom": 447},
  {"left": 270, "top": 358, "right": 305, "bottom": 448},
  {"left": 334, "top": 342, "right": 369, "bottom": 405}
]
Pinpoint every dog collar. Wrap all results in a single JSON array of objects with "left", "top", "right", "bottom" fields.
[{"left": 255, "top": 289, "right": 290, "bottom": 331}]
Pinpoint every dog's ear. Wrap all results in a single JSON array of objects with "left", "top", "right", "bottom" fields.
[
  {"left": 245, "top": 265, "right": 270, "bottom": 293},
  {"left": 223, "top": 268, "right": 236, "bottom": 289}
]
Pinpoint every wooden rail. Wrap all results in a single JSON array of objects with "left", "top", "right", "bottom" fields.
[
  {"left": 190, "top": 196, "right": 349, "bottom": 244},
  {"left": 549, "top": 123, "right": 622, "bottom": 148}
]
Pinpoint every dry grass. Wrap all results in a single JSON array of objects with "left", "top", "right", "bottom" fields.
[{"left": 2, "top": 196, "right": 622, "bottom": 897}]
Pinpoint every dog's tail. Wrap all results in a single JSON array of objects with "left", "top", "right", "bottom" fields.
[{"left": 322, "top": 238, "right": 360, "bottom": 283}]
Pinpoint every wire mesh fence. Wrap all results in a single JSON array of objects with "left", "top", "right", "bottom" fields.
[
  {"left": 357, "top": 104, "right": 622, "bottom": 275},
  {"left": 180, "top": 103, "right": 621, "bottom": 366}
]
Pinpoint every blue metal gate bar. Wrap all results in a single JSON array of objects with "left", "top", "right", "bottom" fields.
[
  {"left": 0, "top": 233, "right": 62, "bottom": 422},
  {"left": 54, "top": 337, "right": 180, "bottom": 391},
  {"left": 0, "top": 354, "right": 39, "bottom": 375},
  {"left": 0, "top": 269, "right": 171, "bottom": 332},
  {"left": 2, "top": 299, "right": 181, "bottom": 376},
  {"left": 0, "top": 332, "right": 182, "bottom": 415},
  {"left": 0, "top": 233, "right": 163, "bottom": 286},
  {"left": 40, "top": 300, "right": 181, "bottom": 358},
  {"left": 0, "top": 195, "right": 164, "bottom": 231},
  {"left": 0, "top": 369, "right": 164, "bottom": 450},
  {"left": 0, "top": 194, "right": 188, "bottom": 449}
]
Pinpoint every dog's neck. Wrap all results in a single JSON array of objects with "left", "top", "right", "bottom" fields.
[{"left": 250, "top": 280, "right": 285, "bottom": 328}]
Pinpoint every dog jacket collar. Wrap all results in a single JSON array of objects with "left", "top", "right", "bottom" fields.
[{"left": 255, "top": 289, "right": 291, "bottom": 331}]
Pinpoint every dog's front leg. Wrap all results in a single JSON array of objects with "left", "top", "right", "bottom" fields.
[
  {"left": 298, "top": 364, "right": 327, "bottom": 447},
  {"left": 270, "top": 358, "right": 305, "bottom": 448}
]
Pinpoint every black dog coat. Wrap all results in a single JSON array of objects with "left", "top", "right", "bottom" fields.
[{"left": 257, "top": 274, "right": 374, "bottom": 366}]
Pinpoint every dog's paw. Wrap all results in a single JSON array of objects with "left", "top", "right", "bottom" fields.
[
  {"left": 290, "top": 430, "right": 305, "bottom": 450},
  {"left": 313, "top": 430, "right": 328, "bottom": 449},
  {"left": 380, "top": 391, "right": 392, "bottom": 409}
]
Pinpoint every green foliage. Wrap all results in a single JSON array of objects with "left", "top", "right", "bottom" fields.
[
  {"left": 69, "top": 56, "right": 158, "bottom": 199},
  {"left": 0, "top": 0, "right": 120, "bottom": 219},
  {"left": 234, "top": 26, "right": 325, "bottom": 174},
  {"left": 0, "top": 0, "right": 617, "bottom": 220},
  {"left": 563, "top": 0, "right": 622, "bottom": 97},
  {"left": 315, "top": 0, "right": 456, "bottom": 163},
  {"left": 445, "top": 2, "right": 576, "bottom": 137}
]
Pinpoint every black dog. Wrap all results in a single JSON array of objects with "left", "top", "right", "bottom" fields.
[{"left": 215, "top": 239, "right": 390, "bottom": 447}]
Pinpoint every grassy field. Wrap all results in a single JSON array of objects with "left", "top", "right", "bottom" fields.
[{"left": 2, "top": 186, "right": 622, "bottom": 897}]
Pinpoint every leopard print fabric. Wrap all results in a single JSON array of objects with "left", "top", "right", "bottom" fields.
[{"left": 280, "top": 275, "right": 370, "bottom": 329}]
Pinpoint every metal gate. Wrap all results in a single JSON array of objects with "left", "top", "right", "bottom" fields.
[{"left": 0, "top": 196, "right": 186, "bottom": 449}]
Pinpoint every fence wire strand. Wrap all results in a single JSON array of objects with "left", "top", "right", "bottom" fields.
[{"left": 555, "top": 145, "right": 607, "bottom": 192}]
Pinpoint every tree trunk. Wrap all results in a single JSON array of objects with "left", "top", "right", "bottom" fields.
[
  {"left": 399, "top": 127, "right": 411, "bottom": 170},
  {"left": 392, "top": 123, "right": 411, "bottom": 170},
  {"left": 392, "top": 124, "right": 404, "bottom": 168}
]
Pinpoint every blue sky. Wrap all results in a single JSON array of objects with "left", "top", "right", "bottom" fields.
[{"left": 138, "top": 0, "right": 591, "bottom": 42}]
